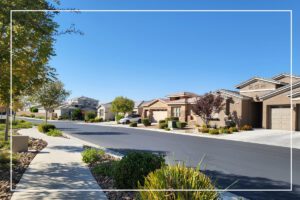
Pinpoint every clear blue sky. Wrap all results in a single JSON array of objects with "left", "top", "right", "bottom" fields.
[{"left": 50, "top": 0, "right": 299, "bottom": 103}]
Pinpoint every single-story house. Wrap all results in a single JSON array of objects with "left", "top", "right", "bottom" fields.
[{"left": 97, "top": 102, "right": 115, "bottom": 121}]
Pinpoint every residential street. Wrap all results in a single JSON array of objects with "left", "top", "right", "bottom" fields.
[{"left": 24, "top": 118, "right": 300, "bottom": 200}]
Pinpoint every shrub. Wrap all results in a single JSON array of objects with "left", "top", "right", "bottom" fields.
[
  {"left": 114, "top": 152, "right": 165, "bottom": 189},
  {"left": 81, "top": 148, "right": 105, "bottom": 164},
  {"left": 115, "top": 114, "right": 124, "bottom": 122},
  {"left": 59, "top": 114, "right": 69, "bottom": 120},
  {"left": 164, "top": 128, "right": 171, "bottom": 131},
  {"left": 158, "top": 122, "right": 167, "bottom": 129},
  {"left": 229, "top": 127, "right": 238, "bottom": 132},
  {"left": 201, "top": 128, "right": 209, "bottom": 133},
  {"left": 0, "top": 119, "right": 6, "bottom": 124},
  {"left": 240, "top": 124, "right": 253, "bottom": 131},
  {"left": 158, "top": 120, "right": 166, "bottom": 124},
  {"left": 176, "top": 121, "right": 187, "bottom": 129},
  {"left": 30, "top": 114, "right": 35, "bottom": 118},
  {"left": 47, "top": 129, "right": 63, "bottom": 137},
  {"left": 218, "top": 127, "right": 229, "bottom": 134},
  {"left": 142, "top": 118, "right": 151, "bottom": 127},
  {"left": 30, "top": 107, "right": 38, "bottom": 113},
  {"left": 165, "top": 117, "right": 179, "bottom": 122},
  {"left": 139, "top": 163, "right": 218, "bottom": 200},
  {"left": 38, "top": 123, "right": 56, "bottom": 133},
  {"left": 94, "top": 117, "right": 103, "bottom": 122},
  {"left": 209, "top": 129, "right": 219, "bottom": 135},
  {"left": 88, "top": 119, "right": 95, "bottom": 123},
  {"left": 13, "top": 121, "right": 32, "bottom": 129},
  {"left": 72, "top": 108, "right": 83, "bottom": 120},
  {"left": 85, "top": 111, "right": 96, "bottom": 121},
  {"left": 93, "top": 160, "right": 119, "bottom": 177},
  {"left": 129, "top": 122, "right": 137, "bottom": 127}
]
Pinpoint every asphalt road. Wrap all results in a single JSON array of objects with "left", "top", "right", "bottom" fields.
[{"left": 24, "top": 118, "right": 300, "bottom": 200}]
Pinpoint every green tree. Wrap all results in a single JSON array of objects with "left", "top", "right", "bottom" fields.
[
  {"left": 31, "top": 81, "right": 70, "bottom": 124},
  {"left": 111, "top": 96, "right": 134, "bottom": 117},
  {"left": 0, "top": 0, "right": 59, "bottom": 141},
  {"left": 71, "top": 108, "right": 83, "bottom": 120}
]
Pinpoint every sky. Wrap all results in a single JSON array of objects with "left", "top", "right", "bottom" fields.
[{"left": 48, "top": 0, "right": 300, "bottom": 103}]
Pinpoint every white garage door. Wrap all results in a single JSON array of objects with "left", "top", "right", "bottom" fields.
[
  {"left": 271, "top": 107, "right": 291, "bottom": 130},
  {"left": 152, "top": 110, "right": 168, "bottom": 123}
]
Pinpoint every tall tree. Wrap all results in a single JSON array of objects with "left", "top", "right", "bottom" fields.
[
  {"left": 193, "top": 93, "right": 224, "bottom": 126},
  {"left": 31, "top": 80, "right": 70, "bottom": 124},
  {"left": 111, "top": 96, "right": 134, "bottom": 117},
  {"left": 0, "top": 0, "right": 60, "bottom": 141}
]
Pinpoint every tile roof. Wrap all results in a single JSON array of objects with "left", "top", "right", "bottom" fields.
[
  {"left": 235, "top": 77, "right": 286, "bottom": 89},
  {"left": 166, "top": 91, "right": 198, "bottom": 98},
  {"left": 259, "top": 81, "right": 300, "bottom": 100},
  {"left": 215, "top": 89, "right": 252, "bottom": 100}
]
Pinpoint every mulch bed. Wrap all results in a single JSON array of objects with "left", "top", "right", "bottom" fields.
[
  {"left": 0, "top": 137, "right": 47, "bottom": 200},
  {"left": 88, "top": 154, "right": 138, "bottom": 200}
]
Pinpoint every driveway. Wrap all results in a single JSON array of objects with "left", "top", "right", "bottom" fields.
[{"left": 22, "top": 118, "right": 300, "bottom": 200}]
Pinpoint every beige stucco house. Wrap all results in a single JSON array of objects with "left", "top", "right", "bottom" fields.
[
  {"left": 97, "top": 102, "right": 115, "bottom": 121},
  {"left": 141, "top": 73, "right": 300, "bottom": 131}
]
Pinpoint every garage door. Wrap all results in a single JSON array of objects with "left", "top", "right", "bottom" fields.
[
  {"left": 152, "top": 110, "right": 168, "bottom": 123},
  {"left": 271, "top": 107, "right": 291, "bottom": 130}
]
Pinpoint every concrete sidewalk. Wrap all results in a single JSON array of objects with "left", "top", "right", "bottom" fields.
[{"left": 11, "top": 128, "right": 107, "bottom": 200}]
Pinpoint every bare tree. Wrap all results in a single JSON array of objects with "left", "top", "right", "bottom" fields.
[{"left": 193, "top": 93, "right": 224, "bottom": 126}]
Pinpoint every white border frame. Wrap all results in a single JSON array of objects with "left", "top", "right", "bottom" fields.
[{"left": 10, "top": 9, "right": 293, "bottom": 193}]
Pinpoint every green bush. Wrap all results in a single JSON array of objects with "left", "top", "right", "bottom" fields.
[
  {"left": 165, "top": 117, "right": 179, "bottom": 122},
  {"left": 229, "top": 127, "right": 238, "bottom": 132},
  {"left": 240, "top": 124, "right": 253, "bottom": 131},
  {"left": 30, "top": 114, "right": 35, "bottom": 118},
  {"left": 30, "top": 107, "right": 38, "bottom": 113},
  {"left": 158, "top": 122, "right": 168, "bottom": 129},
  {"left": 13, "top": 121, "right": 32, "bottom": 129},
  {"left": 93, "top": 160, "right": 119, "bottom": 177},
  {"left": 158, "top": 120, "right": 166, "bottom": 124},
  {"left": 94, "top": 117, "right": 103, "bottom": 122},
  {"left": 115, "top": 114, "right": 124, "bottom": 122},
  {"left": 81, "top": 148, "right": 105, "bottom": 164},
  {"left": 85, "top": 111, "right": 96, "bottom": 121},
  {"left": 142, "top": 118, "right": 151, "bottom": 127},
  {"left": 72, "top": 108, "right": 83, "bottom": 120},
  {"left": 114, "top": 152, "right": 165, "bottom": 189},
  {"left": 129, "top": 122, "right": 137, "bottom": 127},
  {"left": 176, "top": 121, "right": 187, "bottom": 129},
  {"left": 47, "top": 129, "right": 63, "bottom": 137},
  {"left": 218, "top": 127, "right": 229, "bottom": 134},
  {"left": 164, "top": 128, "right": 171, "bottom": 131},
  {"left": 139, "top": 164, "right": 218, "bottom": 200},
  {"left": 59, "top": 114, "right": 70, "bottom": 120},
  {"left": 0, "top": 119, "right": 6, "bottom": 124},
  {"left": 38, "top": 123, "right": 56, "bottom": 133},
  {"left": 208, "top": 129, "right": 219, "bottom": 135}
]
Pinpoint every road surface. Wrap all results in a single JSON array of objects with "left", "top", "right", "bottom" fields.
[{"left": 23, "top": 118, "right": 300, "bottom": 199}]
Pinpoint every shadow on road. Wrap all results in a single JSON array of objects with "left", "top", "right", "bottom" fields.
[{"left": 204, "top": 169, "right": 299, "bottom": 200}]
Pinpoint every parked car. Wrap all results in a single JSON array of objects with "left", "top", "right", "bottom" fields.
[{"left": 119, "top": 114, "right": 141, "bottom": 124}]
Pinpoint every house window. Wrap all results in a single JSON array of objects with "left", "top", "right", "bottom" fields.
[{"left": 172, "top": 107, "right": 181, "bottom": 117}]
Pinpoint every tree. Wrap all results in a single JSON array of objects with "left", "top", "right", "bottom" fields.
[
  {"left": 0, "top": 0, "right": 59, "bottom": 141},
  {"left": 111, "top": 96, "right": 134, "bottom": 117},
  {"left": 193, "top": 93, "right": 224, "bottom": 126},
  {"left": 31, "top": 81, "right": 70, "bottom": 124},
  {"left": 71, "top": 108, "right": 83, "bottom": 120}
]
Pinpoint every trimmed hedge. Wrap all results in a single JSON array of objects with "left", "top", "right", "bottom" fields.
[
  {"left": 159, "top": 122, "right": 168, "bottom": 129},
  {"left": 38, "top": 123, "right": 56, "bottom": 133}
]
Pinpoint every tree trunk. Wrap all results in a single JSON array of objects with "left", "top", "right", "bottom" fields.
[
  {"left": 45, "top": 110, "right": 48, "bottom": 124},
  {"left": 4, "top": 107, "right": 9, "bottom": 141},
  {"left": 13, "top": 111, "right": 16, "bottom": 122}
]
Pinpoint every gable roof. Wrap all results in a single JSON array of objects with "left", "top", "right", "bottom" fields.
[
  {"left": 235, "top": 77, "right": 285, "bottom": 89},
  {"left": 166, "top": 91, "right": 198, "bottom": 98},
  {"left": 142, "top": 98, "right": 169, "bottom": 107},
  {"left": 272, "top": 73, "right": 300, "bottom": 81},
  {"left": 215, "top": 89, "right": 252, "bottom": 100},
  {"left": 97, "top": 102, "right": 112, "bottom": 109},
  {"left": 259, "top": 81, "right": 300, "bottom": 100}
]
